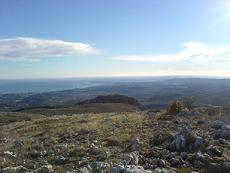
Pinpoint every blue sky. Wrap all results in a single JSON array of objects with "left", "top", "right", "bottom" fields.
[{"left": 1, "top": 0, "right": 230, "bottom": 79}]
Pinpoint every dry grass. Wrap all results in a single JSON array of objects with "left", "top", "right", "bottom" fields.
[{"left": 0, "top": 111, "right": 155, "bottom": 171}]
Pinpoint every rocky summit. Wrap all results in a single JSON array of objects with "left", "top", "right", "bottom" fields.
[{"left": 0, "top": 107, "right": 230, "bottom": 173}]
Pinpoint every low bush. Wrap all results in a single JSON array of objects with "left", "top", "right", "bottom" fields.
[{"left": 167, "top": 100, "right": 182, "bottom": 115}]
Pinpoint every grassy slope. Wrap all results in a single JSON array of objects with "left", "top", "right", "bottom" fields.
[{"left": 0, "top": 112, "right": 152, "bottom": 172}]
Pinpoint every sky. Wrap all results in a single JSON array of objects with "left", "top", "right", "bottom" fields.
[{"left": 1, "top": 0, "right": 230, "bottom": 79}]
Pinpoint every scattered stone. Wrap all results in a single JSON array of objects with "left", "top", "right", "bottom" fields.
[
  {"left": 197, "top": 120, "right": 206, "bottom": 125},
  {"left": 173, "top": 120, "right": 180, "bottom": 124},
  {"left": 193, "top": 160, "right": 204, "bottom": 169},
  {"left": 154, "top": 167, "right": 176, "bottom": 173},
  {"left": 207, "top": 162, "right": 222, "bottom": 173},
  {"left": 207, "top": 162, "right": 230, "bottom": 173},
  {"left": 3, "top": 151, "right": 16, "bottom": 158},
  {"left": 158, "top": 159, "right": 166, "bottom": 167},
  {"left": 34, "top": 164, "right": 53, "bottom": 173},
  {"left": 2, "top": 165, "right": 32, "bottom": 172},
  {"left": 170, "top": 158, "right": 184, "bottom": 168},
  {"left": 223, "top": 162, "right": 230, "bottom": 173},
  {"left": 93, "top": 140, "right": 98, "bottom": 144},
  {"left": 206, "top": 146, "right": 222, "bottom": 157},
  {"left": 110, "top": 165, "right": 124, "bottom": 173},
  {"left": 131, "top": 137, "right": 140, "bottom": 151},
  {"left": 79, "top": 167, "right": 91, "bottom": 173},
  {"left": 193, "top": 136, "right": 204, "bottom": 150},
  {"left": 66, "top": 171, "right": 77, "bottom": 173},
  {"left": 124, "top": 151, "right": 139, "bottom": 165},
  {"left": 124, "top": 165, "right": 153, "bottom": 173},
  {"left": 54, "top": 155, "right": 68, "bottom": 164},
  {"left": 13, "top": 140, "right": 23, "bottom": 148},
  {"left": 180, "top": 152, "right": 188, "bottom": 160},
  {"left": 0, "top": 137, "right": 7, "bottom": 144},
  {"left": 0, "top": 156, "right": 6, "bottom": 163},
  {"left": 214, "top": 126, "right": 230, "bottom": 140},
  {"left": 195, "top": 152, "right": 205, "bottom": 161},
  {"left": 218, "top": 138, "right": 228, "bottom": 145},
  {"left": 212, "top": 120, "right": 226, "bottom": 129},
  {"left": 78, "top": 161, "right": 109, "bottom": 173},
  {"left": 110, "top": 165, "right": 152, "bottom": 173},
  {"left": 208, "top": 162, "right": 230, "bottom": 173},
  {"left": 170, "top": 134, "right": 186, "bottom": 152}
]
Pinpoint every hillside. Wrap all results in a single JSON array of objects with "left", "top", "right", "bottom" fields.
[
  {"left": 18, "top": 103, "right": 140, "bottom": 116},
  {"left": 17, "top": 95, "right": 142, "bottom": 116},
  {"left": 0, "top": 109, "right": 230, "bottom": 172},
  {"left": 78, "top": 94, "right": 142, "bottom": 108}
]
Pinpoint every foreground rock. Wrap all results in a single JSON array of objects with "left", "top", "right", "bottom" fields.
[
  {"left": 0, "top": 164, "right": 53, "bottom": 173},
  {"left": 1, "top": 166, "right": 32, "bottom": 172},
  {"left": 78, "top": 161, "right": 109, "bottom": 173},
  {"left": 169, "top": 129, "right": 205, "bottom": 152},
  {"left": 207, "top": 162, "right": 230, "bottom": 173},
  {"left": 153, "top": 168, "right": 176, "bottom": 173},
  {"left": 110, "top": 165, "right": 153, "bottom": 173},
  {"left": 123, "top": 151, "right": 139, "bottom": 165}
]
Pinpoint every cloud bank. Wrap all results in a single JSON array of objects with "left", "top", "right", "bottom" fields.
[
  {"left": 0, "top": 37, "right": 97, "bottom": 61},
  {"left": 115, "top": 42, "right": 230, "bottom": 63}
]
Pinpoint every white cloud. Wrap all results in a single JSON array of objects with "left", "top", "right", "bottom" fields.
[
  {"left": 114, "top": 42, "right": 230, "bottom": 63},
  {"left": 59, "top": 70, "right": 230, "bottom": 78},
  {"left": 0, "top": 37, "right": 98, "bottom": 61}
]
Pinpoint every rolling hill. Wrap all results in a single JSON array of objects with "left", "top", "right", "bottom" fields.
[
  {"left": 2, "top": 78, "right": 230, "bottom": 111},
  {"left": 17, "top": 94, "right": 142, "bottom": 115}
]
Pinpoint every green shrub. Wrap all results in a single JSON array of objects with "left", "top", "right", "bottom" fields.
[{"left": 167, "top": 100, "right": 182, "bottom": 115}]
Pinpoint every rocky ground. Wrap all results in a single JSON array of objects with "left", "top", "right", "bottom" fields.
[{"left": 0, "top": 109, "right": 230, "bottom": 173}]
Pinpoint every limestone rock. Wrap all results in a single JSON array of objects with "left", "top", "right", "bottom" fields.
[
  {"left": 154, "top": 167, "right": 176, "bottom": 173},
  {"left": 170, "top": 134, "right": 186, "bottom": 152},
  {"left": 110, "top": 165, "right": 152, "bottom": 173},
  {"left": 212, "top": 120, "right": 226, "bottom": 129},
  {"left": 124, "top": 151, "right": 139, "bottom": 165}
]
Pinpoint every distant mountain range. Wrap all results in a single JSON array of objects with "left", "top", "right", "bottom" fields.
[{"left": 1, "top": 78, "right": 230, "bottom": 111}]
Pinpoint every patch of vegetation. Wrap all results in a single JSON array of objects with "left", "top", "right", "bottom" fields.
[
  {"left": 166, "top": 100, "right": 182, "bottom": 115},
  {"left": 0, "top": 112, "right": 44, "bottom": 124}
]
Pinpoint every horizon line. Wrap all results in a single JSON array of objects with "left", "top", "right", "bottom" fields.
[{"left": 0, "top": 75, "right": 230, "bottom": 80}]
